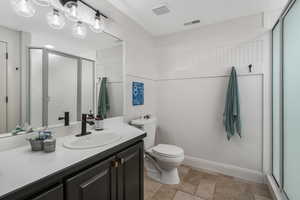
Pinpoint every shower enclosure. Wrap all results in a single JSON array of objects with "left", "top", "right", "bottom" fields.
[
  {"left": 28, "top": 48, "right": 95, "bottom": 128},
  {"left": 272, "top": 0, "right": 300, "bottom": 199}
]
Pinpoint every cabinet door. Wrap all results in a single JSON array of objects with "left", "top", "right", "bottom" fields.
[
  {"left": 117, "top": 142, "right": 144, "bottom": 200},
  {"left": 31, "top": 184, "right": 63, "bottom": 200},
  {"left": 66, "top": 156, "right": 116, "bottom": 200}
]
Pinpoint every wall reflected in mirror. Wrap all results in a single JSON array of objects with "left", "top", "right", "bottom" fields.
[{"left": 0, "top": 0, "right": 124, "bottom": 136}]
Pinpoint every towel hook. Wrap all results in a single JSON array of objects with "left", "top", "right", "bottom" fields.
[
  {"left": 96, "top": 77, "right": 102, "bottom": 84},
  {"left": 248, "top": 64, "right": 253, "bottom": 73}
]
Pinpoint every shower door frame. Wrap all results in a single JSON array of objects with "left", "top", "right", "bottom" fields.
[
  {"left": 271, "top": 18, "right": 283, "bottom": 189},
  {"left": 0, "top": 41, "right": 8, "bottom": 133},
  {"left": 271, "top": 0, "right": 298, "bottom": 200}
]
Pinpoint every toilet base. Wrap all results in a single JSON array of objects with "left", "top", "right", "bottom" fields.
[{"left": 145, "top": 159, "right": 180, "bottom": 184}]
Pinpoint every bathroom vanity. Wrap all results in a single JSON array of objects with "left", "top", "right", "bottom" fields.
[{"left": 0, "top": 122, "right": 146, "bottom": 200}]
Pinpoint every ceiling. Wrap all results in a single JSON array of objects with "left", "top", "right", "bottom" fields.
[{"left": 108, "top": 0, "right": 287, "bottom": 36}]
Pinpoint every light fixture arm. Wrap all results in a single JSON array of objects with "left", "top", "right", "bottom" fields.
[{"left": 59, "top": 0, "right": 108, "bottom": 19}]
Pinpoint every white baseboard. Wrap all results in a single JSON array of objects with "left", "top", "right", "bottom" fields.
[{"left": 183, "top": 155, "right": 264, "bottom": 183}]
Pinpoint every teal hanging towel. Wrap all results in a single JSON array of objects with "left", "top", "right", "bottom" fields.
[
  {"left": 98, "top": 77, "right": 110, "bottom": 119},
  {"left": 223, "top": 67, "right": 241, "bottom": 140}
]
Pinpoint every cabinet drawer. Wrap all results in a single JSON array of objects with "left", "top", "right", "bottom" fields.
[{"left": 31, "top": 184, "right": 63, "bottom": 200}]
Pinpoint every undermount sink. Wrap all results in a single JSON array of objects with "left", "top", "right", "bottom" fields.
[{"left": 63, "top": 130, "right": 122, "bottom": 149}]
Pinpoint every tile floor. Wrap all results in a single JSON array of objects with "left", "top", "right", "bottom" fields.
[{"left": 144, "top": 165, "right": 273, "bottom": 200}]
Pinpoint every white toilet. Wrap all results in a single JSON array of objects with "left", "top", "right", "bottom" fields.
[{"left": 131, "top": 116, "right": 184, "bottom": 184}]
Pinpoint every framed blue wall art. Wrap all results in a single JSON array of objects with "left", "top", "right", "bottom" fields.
[{"left": 132, "top": 82, "right": 144, "bottom": 106}]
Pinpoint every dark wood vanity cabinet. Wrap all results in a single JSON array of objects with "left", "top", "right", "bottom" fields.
[
  {"left": 0, "top": 140, "right": 145, "bottom": 200},
  {"left": 65, "top": 142, "right": 144, "bottom": 200}
]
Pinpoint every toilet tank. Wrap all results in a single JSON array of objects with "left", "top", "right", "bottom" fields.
[{"left": 131, "top": 117, "right": 157, "bottom": 149}]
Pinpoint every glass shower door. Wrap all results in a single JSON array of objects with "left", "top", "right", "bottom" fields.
[
  {"left": 48, "top": 52, "right": 78, "bottom": 126},
  {"left": 283, "top": 0, "right": 300, "bottom": 199}
]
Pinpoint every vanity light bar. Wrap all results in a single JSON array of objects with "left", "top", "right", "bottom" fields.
[
  {"left": 59, "top": 0, "right": 108, "bottom": 19},
  {"left": 10, "top": 0, "right": 109, "bottom": 39}
]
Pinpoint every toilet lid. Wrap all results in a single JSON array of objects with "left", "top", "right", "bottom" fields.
[{"left": 152, "top": 144, "right": 184, "bottom": 158}]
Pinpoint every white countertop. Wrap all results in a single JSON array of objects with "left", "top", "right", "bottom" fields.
[{"left": 0, "top": 122, "right": 145, "bottom": 198}]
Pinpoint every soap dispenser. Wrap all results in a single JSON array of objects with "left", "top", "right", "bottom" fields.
[{"left": 95, "top": 115, "right": 104, "bottom": 131}]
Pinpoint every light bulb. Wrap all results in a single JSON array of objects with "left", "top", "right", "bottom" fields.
[
  {"left": 11, "top": 0, "right": 36, "bottom": 18},
  {"left": 44, "top": 44, "right": 54, "bottom": 49},
  {"left": 47, "top": 9, "right": 65, "bottom": 29},
  {"left": 89, "top": 14, "right": 105, "bottom": 33},
  {"left": 33, "top": 0, "right": 50, "bottom": 6},
  {"left": 72, "top": 21, "right": 87, "bottom": 39},
  {"left": 64, "top": 1, "right": 78, "bottom": 22}
]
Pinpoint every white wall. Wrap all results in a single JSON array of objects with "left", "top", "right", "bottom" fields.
[
  {"left": 97, "top": 45, "right": 123, "bottom": 83},
  {"left": 0, "top": 26, "right": 21, "bottom": 132},
  {"left": 155, "top": 14, "right": 271, "bottom": 182},
  {"left": 96, "top": 45, "right": 124, "bottom": 117}
]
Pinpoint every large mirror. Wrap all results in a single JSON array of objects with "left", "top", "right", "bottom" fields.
[{"left": 0, "top": 0, "right": 124, "bottom": 137}]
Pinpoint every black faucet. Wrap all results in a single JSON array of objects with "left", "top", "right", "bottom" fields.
[
  {"left": 76, "top": 114, "right": 94, "bottom": 137},
  {"left": 58, "top": 112, "right": 69, "bottom": 126}
]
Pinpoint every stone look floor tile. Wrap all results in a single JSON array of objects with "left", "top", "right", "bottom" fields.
[
  {"left": 236, "top": 192, "right": 255, "bottom": 200},
  {"left": 144, "top": 165, "right": 273, "bottom": 200},
  {"left": 249, "top": 183, "right": 272, "bottom": 198},
  {"left": 183, "top": 169, "right": 205, "bottom": 186},
  {"left": 151, "top": 185, "right": 177, "bottom": 200},
  {"left": 195, "top": 179, "right": 216, "bottom": 200},
  {"left": 173, "top": 191, "right": 204, "bottom": 200},
  {"left": 178, "top": 165, "right": 191, "bottom": 179},
  {"left": 201, "top": 173, "right": 219, "bottom": 182},
  {"left": 165, "top": 181, "right": 197, "bottom": 195},
  {"left": 215, "top": 174, "right": 235, "bottom": 184},
  {"left": 214, "top": 192, "right": 254, "bottom": 200},
  {"left": 214, "top": 177, "right": 249, "bottom": 199},
  {"left": 144, "top": 176, "right": 162, "bottom": 200},
  {"left": 213, "top": 194, "right": 236, "bottom": 200},
  {"left": 254, "top": 194, "right": 272, "bottom": 200}
]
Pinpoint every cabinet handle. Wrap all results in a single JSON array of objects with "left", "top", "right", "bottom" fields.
[
  {"left": 112, "top": 158, "right": 125, "bottom": 168},
  {"left": 111, "top": 160, "right": 119, "bottom": 168},
  {"left": 120, "top": 158, "right": 125, "bottom": 165}
]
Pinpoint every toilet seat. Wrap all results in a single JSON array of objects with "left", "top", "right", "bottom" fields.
[{"left": 151, "top": 144, "right": 184, "bottom": 158}]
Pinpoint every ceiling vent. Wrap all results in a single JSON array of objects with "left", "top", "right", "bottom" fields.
[
  {"left": 152, "top": 4, "right": 170, "bottom": 15},
  {"left": 184, "top": 20, "right": 200, "bottom": 26}
]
